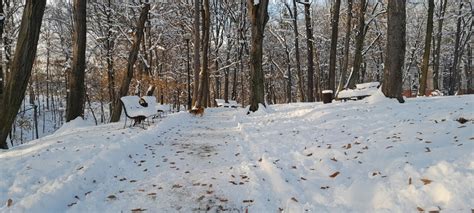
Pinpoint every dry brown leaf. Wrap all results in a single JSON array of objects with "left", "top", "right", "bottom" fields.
[
  {"left": 329, "top": 171, "right": 340, "bottom": 178},
  {"left": 409, "top": 177, "right": 412, "bottom": 185},
  {"left": 420, "top": 178, "right": 433, "bottom": 185},
  {"left": 131, "top": 208, "right": 147, "bottom": 212},
  {"left": 291, "top": 197, "right": 298, "bottom": 202},
  {"left": 7, "top": 199, "right": 13, "bottom": 207},
  {"left": 346, "top": 143, "right": 352, "bottom": 149},
  {"left": 416, "top": 207, "right": 424, "bottom": 212}
]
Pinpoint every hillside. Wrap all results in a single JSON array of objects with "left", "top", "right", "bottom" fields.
[{"left": 1, "top": 93, "right": 473, "bottom": 212}]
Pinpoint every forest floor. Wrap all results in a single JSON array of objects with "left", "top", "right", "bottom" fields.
[{"left": 1, "top": 91, "right": 473, "bottom": 212}]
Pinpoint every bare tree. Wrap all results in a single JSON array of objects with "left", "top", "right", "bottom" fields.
[
  {"left": 247, "top": 0, "right": 269, "bottom": 112},
  {"left": 303, "top": 0, "right": 315, "bottom": 102},
  {"left": 0, "top": 0, "right": 4, "bottom": 104},
  {"left": 110, "top": 2, "right": 150, "bottom": 122},
  {"left": 0, "top": 0, "right": 47, "bottom": 149},
  {"left": 418, "top": 0, "right": 434, "bottom": 96},
  {"left": 66, "top": 0, "right": 87, "bottom": 122},
  {"left": 337, "top": 0, "right": 352, "bottom": 93},
  {"left": 328, "top": 0, "right": 341, "bottom": 94},
  {"left": 195, "top": 0, "right": 210, "bottom": 108},
  {"left": 285, "top": 0, "right": 304, "bottom": 102},
  {"left": 192, "top": 0, "right": 201, "bottom": 106},
  {"left": 346, "top": 0, "right": 365, "bottom": 89},
  {"left": 432, "top": 0, "right": 447, "bottom": 90},
  {"left": 382, "top": 0, "right": 405, "bottom": 103}
]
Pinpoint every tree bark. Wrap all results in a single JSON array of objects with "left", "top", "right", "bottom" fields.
[
  {"left": 0, "top": 0, "right": 46, "bottom": 149},
  {"left": 247, "top": 0, "right": 269, "bottom": 112},
  {"left": 224, "top": 39, "right": 232, "bottom": 103},
  {"left": 0, "top": 0, "right": 4, "bottom": 105},
  {"left": 303, "top": 1, "right": 315, "bottom": 102},
  {"left": 289, "top": 0, "right": 304, "bottom": 102},
  {"left": 466, "top": 44, "right": 472, "bottom": 93},
  {"left": 382, "top": 0, "right": 405, "bottom": 103},
  {"left": 328, "top": 0, "right": 341, "bottom": 94},
  {"left": 66, "top": 0, "right": 87, "bottom": 122},
  {"left": 448, "top": 1, "right": 463, "bottom": 95},
  {"left": 346, "top": 0, "right": 365, "bottom": 89},
  {"left": 432, "top": 0, "right": 447, "bottom": 90},
  {"left": 106, "top": 0, "right": 116, "bottom": 116},
  {"left": 110, "top": 3, "right": 150, "bottom": 122},
  {"left": 337, "top": 0, "right": 352, "bottom": 93},
  {"left": 194, "top": 0, "right": 210, "bottom": 109},
  {"left": 192, "top": 0, "right": 201, "bottom": 106},
  {"left": 418, "top": 0, "right": 434, "bottom": 96}
]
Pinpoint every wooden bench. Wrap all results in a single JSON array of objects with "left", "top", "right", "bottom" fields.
[
  {"left": 120, "top": 96, "right": 159, "bottom": 128},
  {"left": 337, "top": 82, "right": 380, "bottom": 101},
  {"left": 215, "top": 99, "right": 240, "bottom": 108}
]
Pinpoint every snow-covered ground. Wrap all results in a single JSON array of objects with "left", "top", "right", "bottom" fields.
[{"left": 1, "top": 92, "right": 473, "bottom": 212}]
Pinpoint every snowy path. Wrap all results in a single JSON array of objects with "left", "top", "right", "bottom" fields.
[{"left": 1, "top": 93, "right": 473, "bottom": 212}]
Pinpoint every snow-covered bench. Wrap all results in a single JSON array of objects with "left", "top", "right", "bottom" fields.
[
  {"left": 215, "top": 99, "right": 240, "bottom": 108},
  {"left": 337, "top": 82, "right": 380, "bottom": 101},
  {"left": 120, "top": 96, "right": 158, "bottom": 127}
]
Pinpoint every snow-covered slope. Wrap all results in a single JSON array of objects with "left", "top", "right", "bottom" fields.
[{"left": 1, "top": 94, "right": 473, "bottom": 212}]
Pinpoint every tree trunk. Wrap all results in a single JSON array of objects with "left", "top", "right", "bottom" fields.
[
  {"left": 328, "top": 0, "right": 341, "bottom": 94},
  {"left": 466, "top": 44, "right": 472, "bottom": 93},
  {"left": 195, "top": 0, "right": 210, "bottom": 109},
  {"left": 382, "top": 0, "right": 405, "bottom": 103},
  {"left": 337, "top": 0, "right": 352, "bottom": 93},
  {"left": 303, "top": 1, "right": 315, "bottom": 102},
  {"left": 192, "top": 0, "right": 201, "bottom": 106},
  {"left": 432, "top": 0, "right": 447, "bottom": 90},
  {"left": 224, "top": 40, "right": 232, "bottom": 103},
  {"left": 0, "top": 0, "right": 4, "bottom": 106},
  {"left": 66, "top": 0, "right": 87, "bottom": 122},
  {"left": 346, "top": 0, "right": 365, "bottom": 89},
  {"left": 418, "top": 0, "right": 434, "bottom": 96},
  {"left": 0, "top": 0, "right": 46, "bottom": 149},
  {"left": 106, "top": 0, "right": 116, "bottom": 117},
  {"left": 110, "top": 3, "right": 150, "bottom": 122},
  {"left": 449, "top": 2, "right": 463, "bottom": 95},
  {"left": 290, "top": 0, "right": 304, "bottom": 102},
  {"left": 247, "top": 0, "right": 269, "bottom": 112},
  {"left": 286, "top": 49, "right": 292, "bottom": 103}
]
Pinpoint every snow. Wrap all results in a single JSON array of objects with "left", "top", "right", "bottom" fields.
[
  {"left": 322, "top": 90, "right": 333, "bottom": 94},
  {"left": 1, "top": 95, "right": 473, "bottom": 212},
  {"left": 54, "top": 117, "right": 92, "bottom": 136},
  {"left": 120, "top": 96, "right": 157, "bottom": 118},
  {"left": 338, "top": 82, "right": 380, "bottom": 99},
  {"left": 215, "top": 99, "right": 240, "bottom": 108}
]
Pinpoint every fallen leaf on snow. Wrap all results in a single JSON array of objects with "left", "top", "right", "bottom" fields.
[
  {"left": 329, "top": 171, "right": 340, "bottom": 178},
  {"left": 7, "top": 199, "right": 12, "bottom": 207},
  {"left": 131, "top": 208, "right": 147, "bottom": 212},
  {"left": 291, "top": 197, "right": 298, "bottom": 202},
  {"left": 416, "top": 207, "right": 424, "bottom": 212},
  {"left": 420, "top": 178, "right": 433, "bottom": 185}
]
